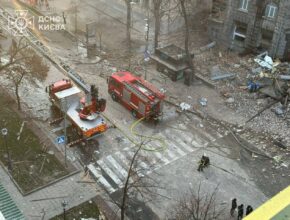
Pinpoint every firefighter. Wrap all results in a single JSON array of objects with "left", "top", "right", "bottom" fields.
[
  {"left": 197, "top": 154, "right": 206, "bottom": 172},
  {"left": 246, "top": 205, "right": 253, "bottom": 216},
  {"left": 197, "top": 154, "right": 210, "bottom": 172},
  {"left": 204, "top": 155, "right": 210, "bottom": 167},
  {"left": 237, "top": 204, "right": 244, "bottom": 220},
  {"left": 230, "top": 198, "right": 237, "bottom": 217}
]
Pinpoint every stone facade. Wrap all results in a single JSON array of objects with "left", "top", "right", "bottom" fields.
[{"left": 209, "top": 0, "right": 290, "bottom": 60}]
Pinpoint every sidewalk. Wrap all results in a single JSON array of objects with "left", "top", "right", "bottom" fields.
[{"left": 0, "top": 166, "right": 98, "bottom": 219}]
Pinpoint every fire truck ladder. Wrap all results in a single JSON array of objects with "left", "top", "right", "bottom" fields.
[
  {"left": 123, "top": 81, "right": 149, "bottom": 103},
  {"left": 0, "top": 6, "right": 90, "bottom": 93},
  {"left": 139, "top": 78, "right": 163, "bottom": 98}
]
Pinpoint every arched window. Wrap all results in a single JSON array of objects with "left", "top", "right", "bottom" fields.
[{"left": 265, "top": 3, "right": 278, "bottom": 18}]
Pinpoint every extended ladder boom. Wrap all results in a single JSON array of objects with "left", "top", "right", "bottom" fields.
[{"left": 0, "top": 7, "right": 90, "bottom": 93}]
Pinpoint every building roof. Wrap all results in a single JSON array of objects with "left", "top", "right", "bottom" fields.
[{"left": 0, "top": 183, "right": 25, "bottom": 220}]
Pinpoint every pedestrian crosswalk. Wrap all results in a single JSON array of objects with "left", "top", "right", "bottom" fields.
[{"left": 88, "top": 125, "right": 225, "bottom": 194}]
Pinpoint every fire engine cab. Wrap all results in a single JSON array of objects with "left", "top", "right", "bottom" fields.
[{"left": 108, "top": 71, "right": 165, "bottom": 120}]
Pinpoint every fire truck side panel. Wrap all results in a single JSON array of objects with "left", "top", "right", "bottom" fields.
[{"left": 108, "top": 72, "right": 164, "bottom": 119}]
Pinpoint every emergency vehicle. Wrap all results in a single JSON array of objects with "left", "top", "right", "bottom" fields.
[
  {"left": 47, "top": 79, "right": 107, "bottom": 139},
  {"left": 108, "top": 71, "right": 165, "bottom": 120}
]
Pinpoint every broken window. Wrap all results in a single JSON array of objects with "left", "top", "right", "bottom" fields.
[
  {"left": 265, "top": 3, "right": 278, "bottom": 18},
  {"left": 261, "top": 29, "right": 273, "bottom": 49},
  {"left": 233, "top": 23, "right": 247, "bottom": 43},
  {"left": 239, "top": 0, "right": 249, "bottom": 11}
]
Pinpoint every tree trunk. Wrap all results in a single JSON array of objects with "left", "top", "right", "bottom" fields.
[
  {"left": 126, "top": 1, "right": 131, "bottom": 50},
  {"left": 15, "top": 84, "right": 21, "bottom": 110},
  {"left": 120, "top": 144, "right": 143, "bottom": 220},
  {"left": 153, "top": 0, "right": 162, "bottom": 49},
  {"left": 180, "top": 0, "right": 194, "bottom": 86}
]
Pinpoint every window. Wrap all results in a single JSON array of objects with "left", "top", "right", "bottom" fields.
[
  {"left": 239, "top": 0, "right": 249, "bottom": 11},
  {"left": 265, "top": 4, "right": 278, "bottom": 18},
  {"left": 233, "top": 23, "right": 247, "bottom": 45}
]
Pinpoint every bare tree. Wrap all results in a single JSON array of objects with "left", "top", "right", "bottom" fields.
[
  {"left": 4, "top": 40, "right": 49, "bottom": 110},
  {"left": 0, "top": 38, "right": 29, "bottom": 73},
  {"left": 169, "top": 183, "right": 224, "bottom": 220},
  {"left": 152, "top": 0, "right": 163, "bottom": 49},
  {"left": 110, "top": 142, "right": 166, "bottom": 220},
  {"left": 151, "top": 0, "right": 180, "bottom": 49},
  {"left": 124, "top": 0, "right": 132, "bottom": 50}
]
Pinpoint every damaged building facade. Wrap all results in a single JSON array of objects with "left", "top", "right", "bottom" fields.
[{"left": 209, "top": 0, "right": 290, "bottom": 60}]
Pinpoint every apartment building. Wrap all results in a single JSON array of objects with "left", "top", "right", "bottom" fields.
[{"left": 209, "top": 0, "right": 290, "bottom": 60}]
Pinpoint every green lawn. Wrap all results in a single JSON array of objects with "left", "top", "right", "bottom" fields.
[
  {"left": 0, "top": 92, "right": 69, "bottom": 194},
  {"left": 50, "top": 200, "right": 100, "bottom": 220}
]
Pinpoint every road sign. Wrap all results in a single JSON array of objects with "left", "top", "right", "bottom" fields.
[
  {"left": 57, "top": 135, "right": 65, "bottom": 144},
  {"left": 144, "top": 50, "right": 150, "bottom": 62}
]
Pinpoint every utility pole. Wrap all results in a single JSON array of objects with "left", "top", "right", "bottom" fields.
[
  {"left": 62, "top": 200, "right": 68, "bottom": 220},
  {"left": 73, "top": 0, "right": 78, "bottom": 52},
  {"left": 1, "top": 128, "right": 12, "bottom": 173},
  {"left": 61, "top": 98, "right": 68, "bottom": 167}
]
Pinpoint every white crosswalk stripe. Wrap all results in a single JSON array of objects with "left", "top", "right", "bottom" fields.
[
  {"left": 125, "top": 150, "right": 151, "bottom": 174},
  {"left": 92, "top": 124, "right": 223, "bottom": 194},
  {"left": 87, "top": 164, "right": 116, "bottom": 193},
  {"left": 164, "top": 130, "right": 194, "bottom": 153},
  {"left": 153, "top": 151, "right": 170, "bottom": 165},
  {"left": 106, "top": 155, "right": 128, "bottom": 180},
  {"left": 97, "top": 160, "right": 124, "bottom": 188}
]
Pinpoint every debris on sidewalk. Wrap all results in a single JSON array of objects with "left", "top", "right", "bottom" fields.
[
  {"left": 179, "top": 102, "right": 191, "bottom": 111},
  {"left": 199, "top": 97, "right": 208, "bottom": 106}
]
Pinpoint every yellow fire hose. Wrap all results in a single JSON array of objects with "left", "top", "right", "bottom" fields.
[
  {"left": 130, "top": 117, "right": 167, "bottom": 152},
  {"left": 102, "top": 113, "right": 167, "bottom": 152}
]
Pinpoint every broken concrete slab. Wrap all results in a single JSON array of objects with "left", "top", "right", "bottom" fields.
[{"left": 211, "top": 73, "right": 235, "bottom": 81}]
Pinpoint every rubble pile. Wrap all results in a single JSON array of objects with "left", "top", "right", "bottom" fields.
[{"left": 195, "top": 49, "right": 290, "bottom": 146}]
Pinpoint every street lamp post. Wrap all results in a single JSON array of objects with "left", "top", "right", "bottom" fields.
[
  {"left": 62, "top": 200, "right": 68, "bottom": 220},
  {"left": 1, "top": 128, "right": 12, "bottom": 172},
  {"left": 144, "top": 18, "right": 150, "bottom": 80},
  {"left": 61, "top": 98, "right": 68, "bottom": 167}
]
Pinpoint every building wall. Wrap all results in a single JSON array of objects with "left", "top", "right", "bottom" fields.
[{"left": 209, "top": 0, "right": 290, "bottom": 59}]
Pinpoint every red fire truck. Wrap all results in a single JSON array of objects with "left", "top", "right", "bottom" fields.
[
  {"left": 108, "top": 71, "right": 165, "bottom": 120},
  {"left": 47, "top": 79, "right": 107, "bottom": 139}
]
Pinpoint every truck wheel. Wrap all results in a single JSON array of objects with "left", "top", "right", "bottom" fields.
[
  {"left": 132, "top": 110, "right": 138, "bottom": 118},
  {"left": 111, "top": 93, "right": 118, "bottom": 102}
]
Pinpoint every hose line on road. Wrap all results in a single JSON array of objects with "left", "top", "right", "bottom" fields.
[
  {"left": 101, "top": 113, "right": 167, "bottom": 152},
  {"left": 130, "top": 117, "right": 167, "bottom": 152}
]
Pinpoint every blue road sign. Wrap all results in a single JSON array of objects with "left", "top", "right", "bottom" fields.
[
  {"left": 57, "top": 135, "right": 65, "bottom": 144},
  {"left": 144, "top": 50, "right": 150, "bottom": 62}
]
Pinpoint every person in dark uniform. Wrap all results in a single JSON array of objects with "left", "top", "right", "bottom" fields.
[
  {"left": 197, "top": 154, "right": 210, "bottom": 171},
  {"left": 198, "top": 155, "right": 206, "bottom": 172},
  {"left": 237, "top": 204, "right": 244, "bottom": 220},
  {"left": 246, "top": 205, "right": 253, "bottom": 216},
  {"left": 230, "top": 198, "right": 237, "bottom": 216}
]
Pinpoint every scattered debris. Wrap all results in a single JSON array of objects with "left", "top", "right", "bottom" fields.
[
  {"left": 211, "top": 73, "right": 235, "bottom": 81},
  {"left": 273, "top": 139, "right": 287, "bottom": 149},
  {"left": 225, "top": 97, "right": 235, "bottom": 104},
  {"left": 180, "top": 102, "right": 191, "bottom": 111},
  {"left": 199, "top": 98, "right": 208, "bottom": 106},
  {"left": 17, "top": 121, "right": 26, "bottom": 141},
  {"left": 273, "top": 155, "right": 283, "bottom": 163},
  {"left": 199, "top": 41, "right": 216, "bottom": 52}
]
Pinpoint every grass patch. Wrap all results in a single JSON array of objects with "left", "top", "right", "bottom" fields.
[
  {"left": 0, "top": 92, "right": 69, "bottom": 194},
  {"left": 50, "top": 200, "right": 100, "bottom": 220}
]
